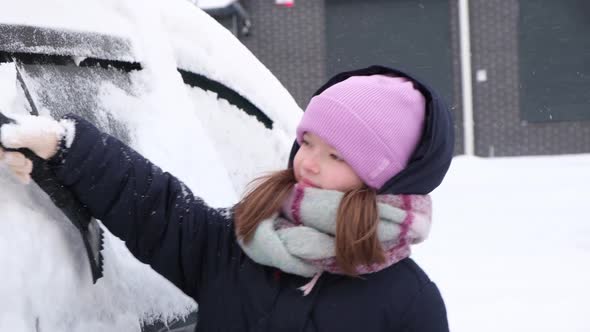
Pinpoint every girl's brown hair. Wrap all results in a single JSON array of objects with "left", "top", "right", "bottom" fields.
[{"left": 234, "top": 169, "right": 385, "bottom": 276}]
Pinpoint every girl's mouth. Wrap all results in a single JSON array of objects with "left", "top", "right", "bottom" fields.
[{"left": 299, "top": 178, "right": 320, "bottom": 188}]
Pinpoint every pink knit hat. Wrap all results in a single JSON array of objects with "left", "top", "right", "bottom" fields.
[{"left": 296, "top": 75, "right": 426, "bottom": 189}]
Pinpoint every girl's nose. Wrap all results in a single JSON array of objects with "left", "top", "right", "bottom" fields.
[{"left": 302, "top": 155, "right": 320, "bottom": 174}]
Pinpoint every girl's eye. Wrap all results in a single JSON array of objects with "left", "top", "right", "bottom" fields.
[
  {"left": 301, "top": 139, "right": 310, "bottom": 146},
  {"left": 329, "top": 153, "right": 343, "bottom": 161}
]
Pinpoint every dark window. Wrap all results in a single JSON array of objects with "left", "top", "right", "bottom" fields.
[
  {"left": 519, "top": 0, "right": 590, "bottom": 122},
  {"left": 325, "top": 0, "right": 454, "bottom": 108}
]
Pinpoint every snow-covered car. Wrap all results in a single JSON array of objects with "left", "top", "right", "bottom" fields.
[
  {"left": 0, "top": 0, "right": 300, "bottom": 331},
  {"left": 191, "top": 0, "right": 252, "bottom": 36}
]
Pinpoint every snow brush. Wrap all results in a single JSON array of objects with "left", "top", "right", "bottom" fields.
[{"left": 0, "top": 69, "right": 105, "bottom": 283}]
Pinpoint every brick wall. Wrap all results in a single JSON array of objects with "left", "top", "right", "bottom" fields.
[
  {"left": 213, "top": 0, "right": 590, "bottom": 156},
  {"left": 470, "top": 0, "right": 590, "bottom": 156},
  {"left": 238, "top": 0, "right": 464, "bottom": 155},
  {"left": 240, "top": 0, "right": 326, "bottom": 108}
]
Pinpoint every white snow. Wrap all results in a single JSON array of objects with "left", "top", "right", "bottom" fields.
[
  {"left": 0, "top": 0, "right": 299, "bottom": 330},
  {"left": 0, "top": 0, "right": 142, "bottom": 63},
  {"left": 0, "top": 168, "right": 197, "bottom": 331},
  {"left": 413, "top": 154, "right": 590, "bottom": 332},
  {"left": 160, "top": 1, "right": 302, "bottom": 137},
  {"left": 185, "top": 87, "right": 292, "bottom": 193},
  {"left": 90, "top": 0, "right": 241, "bottom": 208},
  {"left": 0, "top": 0, "right": 135, "bottom": 41},
  {"left": 0, "top": 64, "right": 17, "bottom": 113},
  {"left": 190, "top": 0, "right": 236, "bottom": 10},
  {"left": 1, "top": 0, "right": 588, "bottom": 331}
]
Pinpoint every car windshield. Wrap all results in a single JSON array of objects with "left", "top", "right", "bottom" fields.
[{"left": 0, "top": 23, "right": 140, "bottom": 143}]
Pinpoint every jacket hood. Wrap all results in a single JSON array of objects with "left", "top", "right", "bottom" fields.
[{"left": 288, "top": 65, "right": 455, "bottom": 195}]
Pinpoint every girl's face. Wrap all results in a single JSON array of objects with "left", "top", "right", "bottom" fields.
[{"left": 293, "top": 132, "right": 363, "bottom": 192}]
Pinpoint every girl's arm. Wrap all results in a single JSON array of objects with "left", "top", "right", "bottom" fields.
[{"left": 47, "top": 114, "right": 239, "bottom": 300}]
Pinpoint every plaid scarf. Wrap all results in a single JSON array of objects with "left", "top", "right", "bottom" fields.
[{"left": 238, "top": 184, "right": 432, "bottom": 293}]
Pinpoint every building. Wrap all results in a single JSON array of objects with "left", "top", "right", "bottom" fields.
[{"left": 208, "top": 0, "right": 590, "bottom": 156}]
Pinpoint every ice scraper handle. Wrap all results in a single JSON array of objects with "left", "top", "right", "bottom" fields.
[{"left": 0, "top": 112, "right": 104, "bottom": 283}]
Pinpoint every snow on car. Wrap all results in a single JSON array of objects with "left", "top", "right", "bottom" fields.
[{"left": 0, "top": 0, "right": 301, "bottom": 330}]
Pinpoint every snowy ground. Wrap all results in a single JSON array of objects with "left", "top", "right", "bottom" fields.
[{"left": 413, "top": 154, "right": 590, "bottom": 332}]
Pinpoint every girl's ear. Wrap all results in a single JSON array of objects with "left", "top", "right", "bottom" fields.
[{"left": 335, "top": 187, "right": 384, "bottom": 276}]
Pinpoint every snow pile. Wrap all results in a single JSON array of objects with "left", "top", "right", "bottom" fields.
[{"left": 413, "top": 154, "right": 590, "bottom": 332}]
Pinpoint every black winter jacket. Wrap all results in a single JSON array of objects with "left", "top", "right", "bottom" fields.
[{"left": 47, "top": 115, "right": 449, "bottom": 332}]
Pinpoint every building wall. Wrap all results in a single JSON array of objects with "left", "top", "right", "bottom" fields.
[
  {"left": 322, "top": 0, "right": 463, "bottom": 155},
  {"left": 470, "top": 0, "right": 590, "bottom": 156},
  {"left": 240, "top": 0, "right": 326, "bottom": 108},
  {"left": 221, "top": 0, "right": 589, "bottom": 157},
  {"left": 237, "top": 0, "right": 464, "bottom": 154}
]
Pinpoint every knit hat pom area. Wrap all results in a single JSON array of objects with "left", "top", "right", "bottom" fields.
[{"left": 296, "top": 75, "right": 426, "bottom": 189}]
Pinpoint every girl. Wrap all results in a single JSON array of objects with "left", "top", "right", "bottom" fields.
[{"left": 0, "top": 65, "right": 454, "bottom": 331}]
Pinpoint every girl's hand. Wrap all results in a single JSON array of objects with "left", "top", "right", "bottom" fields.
[
  {"left": 0, "top": 114, "right": 71, "bottom": 184},
  {"left": 0, "top": 114, "right": 66, "bottom": 159},
  {"left": 0, "top": 149, "right": 33, "bottom": 184}
]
